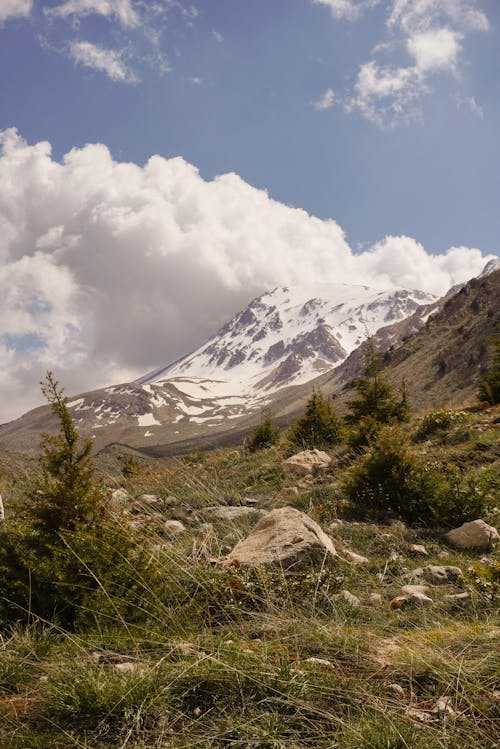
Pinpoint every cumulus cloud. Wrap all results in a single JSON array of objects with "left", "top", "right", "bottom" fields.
[
  {"left": 70, "top": 41, "right": 138, "bottom": 83},
  {"left": 317, "top": 0, "right": 489, "bottom": 128},
  {"left": 312, "top": 0, "right": 380, "bottom": 21},
  {"left": 313, "top": 87, "right": 335, "bottom": 110},
  {"left": 0, "top": 0, "right": 32, "bottom": 24},
  {"left": 47, "top": 0, "right": 139, "bottom": 28},
  {"left": 0, "top": 129, "right": 493, "bottom": 420}
]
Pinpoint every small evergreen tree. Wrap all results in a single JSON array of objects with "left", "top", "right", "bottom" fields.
[
  {"left": 478, "top": 328, "right": 500, "bottom": 405},
  {"left": 287, "top": 389, "right": 342, "bottom": 449},
  {"left": 345, "top": 343, "right": 410, "bottom": 447},
  {"left": 246, "top": 412, "right": 280, "bottom": 452},
  {"left": 30, "top": 372, "right": 103, "bottom": 536}
]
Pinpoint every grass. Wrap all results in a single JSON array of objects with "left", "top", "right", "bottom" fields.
[{"left": 0, "top": 406, "right": 498, "bottom": 748}]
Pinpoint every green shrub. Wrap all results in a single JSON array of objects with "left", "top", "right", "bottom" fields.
[
  {"left": 246, "top": 413, "right": 280, "bottom": 452},
  {"left": 478, "top": 327, "right": 500, "bottom": 405},
  {"left": 345, "top": 344, "right": 410, "bottom": 448},
  {"left": 415, "top": 409, "right": 469, "bottom": 440},
  {"left": 343, "top": 428, "right": 437, "bottom": 524},
  {"left": 343, "top": 427, "right": 490, "bottom": 526},
  {"left": 288, "top": 389, "right": 342, "bottom": 449}
]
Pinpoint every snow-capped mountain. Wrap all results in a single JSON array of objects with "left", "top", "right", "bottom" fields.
[
  {"left": 0, "top": 281, "right": 439, "bottom": 452},
  {"left": 138, "top": 283, "right": 436, "bottom": 399}
]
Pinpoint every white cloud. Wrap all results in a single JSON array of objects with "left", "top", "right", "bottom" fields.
[
  {"left": 47, "top": 0, "right": 140, "bottom": 28},
  {"left": 313, "top": 87, "right": 335, "bottom": 110},
  {"left": 0, "top": 0, "right": 32, "bottom": 24},
  {"left": 0, "top": 129, "right": 493, "bottom": 420},
  {"left": 456, "top": 93, "right": 484, "bottom": 119},
  {"left": 317, "top": 0, "right": 489, "bottom": 128},
  {"left": 312, "top": 0, "right": 380, "bottom": 21},
  {"left": 212, "top": 29, "right": 224, "bottom": 43},
  {"left": 70, "top": 41, "right": 138, "bottom": 83},
  {"left": 407, "top": 27, "right": 462, "bottom": 73}
]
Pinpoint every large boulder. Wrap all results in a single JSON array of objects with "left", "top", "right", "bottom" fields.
[
  {"left": 224, "top": 506, "right": 336, "bottom": 570},
  {"left": 282, "top": 449, "right": 332, "bottom": 479},
  {"left": 444, "top": 519, "right": 499, "bottom": 550}
]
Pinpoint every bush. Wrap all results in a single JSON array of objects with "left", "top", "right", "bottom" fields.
[
  {"left": 343, "top": 427, "right": 491, "bottom": 526},
  {"left": 246, "top": 413, "right": 280, "bottom": 452},
  {"left": 287, "top": 389, "right": 342, "bottom": 449},
  {"left": 478, "top": 328, "right": 500, "bottom": 405},
  {"left": 345, "top": 344, "right": 409, "bottom": 448},
  {"left": 414, "top": 409, "right": 469, "bottom": 441}
]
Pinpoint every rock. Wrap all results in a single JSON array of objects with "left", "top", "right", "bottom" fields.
[
  {"left": 338, "top": 590, "right": 360, "bottom": 607},
  {"left": 405, "top": 565, "right": 463, "bottom": 585},
  {"left": 282, "top": 450, "right": 331, "bottom": 479},
  {"left": 387, "top": 683, "right": 405, "bottom": 697},
  {"left": 444, "top": 519, "right": 499, "bottom": 551},
  {"left": 390, "top": 595, "right": 409, "bottom": 610},
  {"left": 444, "top": 592, "right": 470, "bottom": 604},
  {"left": 391, "top": 589, "right": 433, "bottom": 608},
  {"left": 198, "top": 506, "right": 266, "bottom": 521},
  {"left": 137, "top": 493, "right": 161, "bottom": 506},
  {"left": 171, "top": 506, "right": 193, "bottom": 524},
  {"left": 164, "top": 520, "right": 187, "bottom": 537},
  {"left": 305, "top": 657, "right": 335, "bottom": 668},
  {"left": 224, "top": 506, "right": 336, "bottom": 570},
  {"left": 409, "top": 543, "right": 428, "bottom": 556},
  {"left": 110, "top": 488, "right": 130, "bottom": 509},
  {"left": 279, "top": 486, "right": 300, "bottom": 499},
  {"left": 115, "top": 662, "right": 146, "bottom": 673},
  {"left": 367, "top": 592, "right": 383, "bottom": 606},
  {"left": 401, "top": 584, "right": 430, "bottom": 596},
  {"left": 344, "top": 549, "right": 370, "bottom": 566}
]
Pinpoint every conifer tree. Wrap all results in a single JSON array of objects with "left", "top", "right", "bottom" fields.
[
  {"left": 30, "top": 372, "right": 102, "bottom": 536},
  {"left": 246, "top": 411, "right": 280, "bottom": 452},
  {"left": 345, "top": 343, "right": 410, "bottom": 447},
  {"left": 478, "top": 328, "right": 500, "bottom": 405},
  {"left": 288, "top": 389, "right": 342, "bottom": 449}
]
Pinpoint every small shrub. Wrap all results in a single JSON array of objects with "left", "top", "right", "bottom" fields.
[
  {"left": 343, "top": 427, "right": 490, "bottom": 526},
  {"left": 478, "top": 327, "right": 500, "bottom": 405},
  {"left": 343, "top": 427, "right": 438, "bottom": 524},
  {"left": 246, "top": 413, "right": 280, "bottom": 452},
  {"left": 415, "top": 409, "right": 468, "bottom": 440},
  {"left": 288, "top": 389, "right": 342, "bottom": 449}
]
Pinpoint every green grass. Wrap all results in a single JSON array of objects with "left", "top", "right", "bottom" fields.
[{"left": 0, "top": 407, "right": 498, "bottom": 748}]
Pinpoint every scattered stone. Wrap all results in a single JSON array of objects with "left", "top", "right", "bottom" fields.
[
  {"left": 401, "top": 584, "right": 430, "bottom": 596},
  {"left": 406, "top": 706, "right": 433, "bottom": 724},
  {"left": 390, "top": 590, "right": 433, "bottom": 608},
  {"left": 164, "top": 520, "right": 187, "bottom": 537},
  {"left": 328, "top": 520, "right": 343, "bottom": 530},
  {"left": 193, "top": 707, "right": 202, "bottom": 717},
  {"left": 224, "top": 506, "right": 336, "bottom": 570},
  {"left": 387, "top": 683, "right": 405, "bottom": 697},
  {"left": 305, "top": 657, "right": 335, "bottom": 669},
  {"left": 344, "top": 549, "right": 370, "bottom": 566},
  {"left": 405, "top": 565, "right": 463, "bottom": 585},
  {"left": 445, "top": 519, "right": 499, "bottom": 551},
  {"left": 279, "top": 486, "right": 300, "bottom": 499},
  {"left": 171, "top": 506, "right": 193, "bottom": 524},
  {"left": 198, "top": 506, "right": 266, "bottom": 521},
  {"left": 409, "top": 543, "right": 428, "bottom": 556},
  {"left": 367, "top": 592, "right": 383, "bottom": 606},
  {"left": 389, "top": 520, "right": 407, "bottom": 533},
  {"left": 136, "top": 493, "right": 161, "bottom": 506},
  {"left": 110, "top": 488, "right": 130, "bottom": 509},
  {"left": 338, "top": 590, "right": 361, "bottom": 607},
  {"left": 282, "top": 450, "right": 331, "bottom": 479},
  {"left": 115, "top": 662, "right": 145, "bottom": 673},
  {"left": 444, "top": 592, "right": 470, "bottom": 604}
]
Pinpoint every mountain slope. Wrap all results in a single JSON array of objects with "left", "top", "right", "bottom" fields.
[{"left": 0, "top": 283, "right": 436, "bottom": 453}]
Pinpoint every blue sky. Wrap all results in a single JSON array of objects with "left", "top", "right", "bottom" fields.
[{"left": 0, "top": 0, "right": 498, "bottom": 419}]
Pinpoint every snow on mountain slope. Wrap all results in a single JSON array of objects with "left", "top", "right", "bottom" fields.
[{"left": 138, "top": 283, "right": 437, "bottom": 404}]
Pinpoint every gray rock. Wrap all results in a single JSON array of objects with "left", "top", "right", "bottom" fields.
[
  {"left": 224, "top": 506, "right": 336, "bottom": 570},
  {"left": 164, "top": 520, "right": 187, "bottom": 537},
  {"left": 338, "top": 590, "right": 361, "bottom": 607},
  {"left": 110, "top": 488, "right": 130, "bottom": 509},
  {"left": 282, "top": 449, "right": 331, "bottom": 479},
  {"left": 445, "top": 519, "right": 499, "bottom": 551},
  {"left": 408, "top": 543, "right": 428, "bottom": 556},
  {"left": 198, "top": 506, "right": 266, "bottom": 521},
  {"left": 367, "top": 592, "right": 383, "bottom": 606},
  {"left": 405, "top": 565, "right": 463, "bottom": 585}
]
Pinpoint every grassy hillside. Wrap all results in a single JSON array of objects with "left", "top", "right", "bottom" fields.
[{"left": 0, "top": 396, "right": 498, "bottom": 748}]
